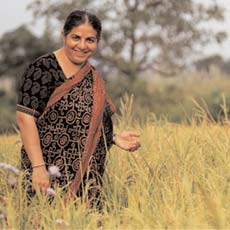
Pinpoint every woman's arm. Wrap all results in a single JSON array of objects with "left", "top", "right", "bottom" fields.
[{"left": 16, "top": 111, "right": 50, "bottom": 190}]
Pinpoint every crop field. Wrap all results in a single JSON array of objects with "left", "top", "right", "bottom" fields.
[{"left": 0, "top": 115, "right": 230, "bottom": 229}]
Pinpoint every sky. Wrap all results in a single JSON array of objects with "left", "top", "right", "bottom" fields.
[
  {"left": 0, "top": 0, "right": 32, "bottom": 34},
  {"left": 0, "top": 0, "right": 230, "bottom": 59}
]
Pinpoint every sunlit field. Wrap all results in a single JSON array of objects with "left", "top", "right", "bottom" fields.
[{"left": 0, "top": 110, "right": 230, "bottom": 229}]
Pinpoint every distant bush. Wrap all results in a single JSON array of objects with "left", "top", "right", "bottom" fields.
[
  {"left": 0, "top": 91, "right": 16, "bottom": 134},
  {"left": 1, "top": 67, "right": 230, "bottom": 134},
  {"left": 0, "top": 89, "right": 6, "bottom": 97},
  {"left": 107, "top": 68, "right": 230, "bottom": 124}
]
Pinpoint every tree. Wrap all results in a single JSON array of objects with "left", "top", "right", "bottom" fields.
[
  {"left": 194, "top": 54, "right": 224, "bottom": 73},
  {"left": 195, "top": 55, "right": 230, "bottom": 75},
  {"left": 25, "top": 0, "right": 228, "bottom": 78}
]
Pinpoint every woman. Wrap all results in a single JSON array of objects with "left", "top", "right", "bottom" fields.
[{"left": 16, "top": 10, "right": 140, "bottom": 206}]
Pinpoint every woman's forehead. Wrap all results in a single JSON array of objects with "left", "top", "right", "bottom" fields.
[{"left": 69, "top": 23, "right": 97, "bottom": 37}]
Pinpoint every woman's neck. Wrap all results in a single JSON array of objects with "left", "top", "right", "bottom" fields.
[{"left": 54, "top": 48, "right": 83, "bottom": 78}]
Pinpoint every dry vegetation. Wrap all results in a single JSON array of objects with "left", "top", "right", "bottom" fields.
[{"left": 0, "top": 105, "right": 230, "bottom": 229}]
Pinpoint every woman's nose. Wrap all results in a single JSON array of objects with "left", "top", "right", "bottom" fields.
[{"left": 78, "top": 40, "right": 87, "bottom": 50}]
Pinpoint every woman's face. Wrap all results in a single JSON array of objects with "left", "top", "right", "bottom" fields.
[{"left": 63, "top": 22, "right": 98, "bottom": 65}]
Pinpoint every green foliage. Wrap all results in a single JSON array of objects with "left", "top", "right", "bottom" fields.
[
  {"left": 27, "top": 0, "right": 226, "bottom": 77},
  {"left": 2, "top": 68, "right": 230, "bottom": 134},
  {"left": 195, "top": 55, "right": 230, "bottom": 74},
  {"left": 106, "top": 69, "right": 230, "bottom": 123},
  {"left": 0, "top": 90, "right": 16, "bottom": 134},
  {"left": 0, "top": 25, "right": 59, "bottom": 88}
]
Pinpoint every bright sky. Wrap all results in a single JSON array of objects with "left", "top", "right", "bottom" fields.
[
  {"left": 0, "top": 0, "right": 32, "bottom": 34},
  {"left": 0, "top": 0, "right": 229, "bottom": 59}
]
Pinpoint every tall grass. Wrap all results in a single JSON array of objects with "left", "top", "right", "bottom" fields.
[{"left": 0, "top": 98, "right": 230, "bottom": 229}]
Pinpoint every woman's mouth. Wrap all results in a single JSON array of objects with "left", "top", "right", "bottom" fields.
[{"left": 73, "top": 50, "right": 89, "bottom": 56}]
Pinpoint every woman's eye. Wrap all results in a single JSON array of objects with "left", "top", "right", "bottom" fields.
[
  {"left": 72, "top": 36, "right": 80, "bottom": 41},
  {"left": 87, "top": 38, "right": 96, "bottom": 43}
]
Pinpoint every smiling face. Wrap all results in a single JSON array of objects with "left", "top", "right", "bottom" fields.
[{"left": 62, "top": 22, "right": 98, "bottom": 66}]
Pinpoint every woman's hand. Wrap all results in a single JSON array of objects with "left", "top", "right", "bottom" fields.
[
  {"left": 113, "top": 131, "right": 141, "bottom": 152},
  {"left": 32, "top": 166, "right": 50, "bottom": 191}
]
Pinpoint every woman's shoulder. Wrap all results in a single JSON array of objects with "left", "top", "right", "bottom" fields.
[
  {"left": 28, "top": 52, "right": 58, "bottom": 69},
  {"left": 21, "top": 52, "right": 63, "bottom": 84}
]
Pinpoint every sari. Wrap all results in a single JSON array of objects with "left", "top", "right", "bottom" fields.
[{"left": 17, "top": 53, "right": 115, "bottom": 204}]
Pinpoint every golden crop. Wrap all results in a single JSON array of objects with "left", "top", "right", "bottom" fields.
[{"left": 0, "top": 118, "right": 230, "bottom": 229}]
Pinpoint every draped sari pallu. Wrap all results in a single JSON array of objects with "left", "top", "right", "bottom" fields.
[{"left": 38, "top": 62, "right": 115, "bottom": 201}]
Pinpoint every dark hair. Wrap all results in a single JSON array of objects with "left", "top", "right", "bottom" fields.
[{"left": 63, "top": 10, "right": 102, "bottom": 41}]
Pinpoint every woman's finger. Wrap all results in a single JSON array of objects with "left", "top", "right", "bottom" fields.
[
  {"left": 41, "top": 182, "right": 50, "bottom": 189},
  {"left": 127, "top": 131, "right": 140, "bottom": 137},
  {"left": 129, "top": 142, "right": 141, "bottom": 151},
  {"left": 33, "top": 180, "right": 49, "bottom": 190},
  {"left": 130, "top": 141, "right": 141, "bottom": 147}
]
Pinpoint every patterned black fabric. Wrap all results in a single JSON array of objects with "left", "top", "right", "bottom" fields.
[
  {"left": 17, "top": 53, "right": 114, "bottom": 204},
  {"left": 17, "top": 53, "right": 66, "bottom": 117}
]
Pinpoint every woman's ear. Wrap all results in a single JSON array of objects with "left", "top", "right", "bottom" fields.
[{"left": 61, "top": 31, "right": 65, "bottom": 44}]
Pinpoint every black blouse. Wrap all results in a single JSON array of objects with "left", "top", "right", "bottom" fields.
[{"left": 17, "top": 53, "right": 67, "bottom": 118}]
